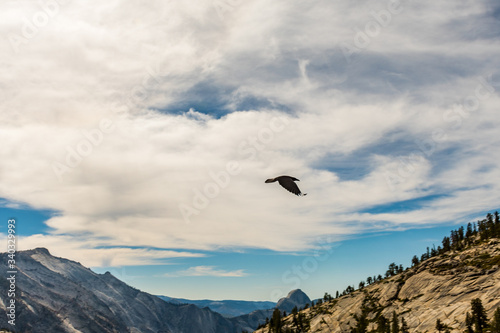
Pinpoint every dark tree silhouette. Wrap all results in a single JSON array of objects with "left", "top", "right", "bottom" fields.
[
  {"left": 495, "top": 211, "right": 500, "bottom": 237},
  {"left": 466, "top": 312, "right": 474, "bottom": 333},
  {"left": 270, "top": 308, "right": 282, "bottom": 333},
  {"left": 436, "top": 319, "right": 445, "bottom": 333},
  {"left": 391, "top": 311, "right": 400, "bottom": 333},
  {"left": 411, "top": 255, "right": 420, "bottom": 267},
  {"left": 490, "top": 307, "right": 500, "bottom": 333},
  {"left": 400, "top": 317, "right": 409, "bottom": 333},
  {"left": 471, "top": 298, "right": 488, "bottom": 333},
  {"left": 351, "top": 311, "right": 368, "bottom": 333},
  {"left": 442, "top": 236, "right": 451, "bottom": 252},
  {"left": 376, "top": 315, "right": 390, "bottom": 333}
]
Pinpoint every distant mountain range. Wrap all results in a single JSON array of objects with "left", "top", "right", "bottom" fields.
[
  {"left": 157, "top": 296, "right": 275, "bottom": 317},
  {"left": 0, "top": 248, "right": 311, "bottom": 333}
]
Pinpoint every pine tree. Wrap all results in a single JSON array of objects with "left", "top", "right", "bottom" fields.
[
  {"left": 431, "top": 245, "right": 438, "bottom": 257},
  {"left": 442, "top": 236, "right": 451, "bottom": 252},
  {"left": 387, "top": 262, "right": 397, "bottom": 276},
  {"left": 377, "top": 315, "right": 390, "bottom": 333},
  {"left": 271, "top": 308, "right": 282, "bottom": 333},
  {"left": 458, "top": 226, "right": 465, "bottom": 242},
  {"left": 490, "top": 307, "right": 500, "bottom": 333},
  {"left": 451, "top": 230, "right": 459, "bottom": 249},
  {"left": 352, "top": 310, "right": 368, "bottom": 333},
  {"left": 296, "top": 313, "right": 302, "bottom": 330},
  {"left": 471, "top": 298, "right": 488, "bottom": 333},
  {"left": 391, "top": 311, "right": 400, "bottom": 333},
  {"left": 495, "top": 211, "right": 500, "bottom": 237},
  {"left": 486, "top": 213, "right": 495, "bottom": 236},
  {"left": 296, "top": 312, "right": 309, "bottom": 331},
  {"left": 411, "top": 255, "right": 420, "bottom": 267},
  {"left": 436, "top": 319, "right": 445, "bottom": 333},
  {"left": 400, "top": 317, "right": 409, "bottom": 333},
  {"left": 478, "top": 220, "right": 488, "bottom": 241},
  {"left": 291, "top": 306, "right": 298, "bottom": 328},
  {"left": 466, "top": 312, "right": 474, "bottom": 333},
  {"left": 466, "top": 223, "right": 473, "bottom": 243}
]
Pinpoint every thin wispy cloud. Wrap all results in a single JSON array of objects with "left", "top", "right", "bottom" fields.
[
  {"left": 164, "top": 266, "right": 248, "bottom": 278},
  {"left": 0, "top": 234, "right": 205, "bottom": 267}
]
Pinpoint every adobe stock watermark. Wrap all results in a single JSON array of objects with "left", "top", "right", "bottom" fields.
[
  {"left": 51, "top": 119, "right": 115, "bottom": 182},
  {"left": 384, "top": 73, "right": 499, "bottom": 191},
  {"left": 178, "top": 116, "right": 290, "bottom": 223},
  {"left": 270, "top": 236, "right": 337, "bottom": 301},
  {"left": 7, "top": 0, "right": 72, "bottom": 54},
  {"left": 6, "top": 218, "right": 17, "bottom": 327},
  {"left": 339, "top": 0, "right": 404, "bottom": 64}
]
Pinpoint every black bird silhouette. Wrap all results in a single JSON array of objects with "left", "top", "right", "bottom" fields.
[{"left": 265, "top": 175, "right": 307, "bottom": 196}]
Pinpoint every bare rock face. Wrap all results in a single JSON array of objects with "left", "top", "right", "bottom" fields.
[
  {"left": 232, "top": 289, "right": 312, "bottom": 332},
  {"left": 254, "top": 239, "right": 500, "bottom": 333},
  {"left": 276, "top": 289, "right": 311, "bottom": 313},
  {"left": 0, "top": 248, "right": 244, "bottom": 333}
]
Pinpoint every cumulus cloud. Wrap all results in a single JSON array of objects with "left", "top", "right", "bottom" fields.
[{"left": 1, "top": 0, "right": 499, "bottom": 261}]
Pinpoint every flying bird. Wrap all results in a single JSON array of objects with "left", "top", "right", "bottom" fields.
[{"left": 265, "top": 175, "right": 307, "bottom": 196}]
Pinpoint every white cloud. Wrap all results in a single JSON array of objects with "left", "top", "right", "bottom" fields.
[
  {"left": 0, "top": 233, "right": 204, "bottom": 267},
  {"left": 0, "top": 0, "right": 499, "bottom": 260},
  {"left": 164, "top": 266, "right": 248, "bottom": 278}
]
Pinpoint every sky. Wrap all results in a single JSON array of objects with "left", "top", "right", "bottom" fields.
[{"left": 1, "top": 0, "right": 500, "bottom": 301}]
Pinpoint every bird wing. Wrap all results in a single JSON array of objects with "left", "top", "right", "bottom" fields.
[{"left": 277, "top": 177, "right": 303, "bottom": 196}]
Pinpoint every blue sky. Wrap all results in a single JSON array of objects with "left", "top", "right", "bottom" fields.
[
  {"left": 0, "top": 204, "right": 496, "bottom": 301},
  {"left": 1, "top": 0, "right": 500, "bottom": 301}
]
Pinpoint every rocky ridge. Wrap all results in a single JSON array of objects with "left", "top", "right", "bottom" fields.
[
  {"left": 0, "top": 247, "right": 312, "bottom": 333},
  {"left": 0, "top": 248, "right": 243, "bottom": 333},
  {"left": 254, "top": 238, "right": 500, "bottom": 332}
]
